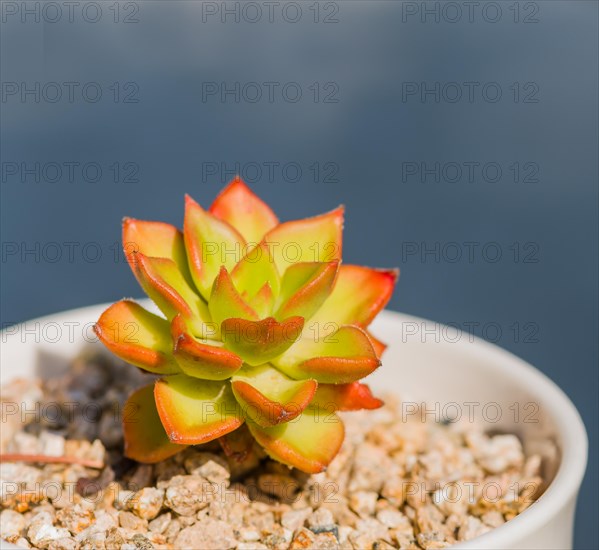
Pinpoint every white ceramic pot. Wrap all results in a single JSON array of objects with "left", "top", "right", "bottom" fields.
[{"left": 0, "top": 303, "right": 587, "bottom": 549}]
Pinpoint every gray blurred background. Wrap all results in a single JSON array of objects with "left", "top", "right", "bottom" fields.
[{"left": 1, "top": 1, "right": 597, "bottom": 547}]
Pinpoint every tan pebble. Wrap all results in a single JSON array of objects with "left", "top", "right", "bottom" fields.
[
  {"left": 348, "top": 530, "right": 379, "bottom": 550},
  {"left": 129, "top": 533, "right": 154, "bottom": 549},
  {"left": 105, "top": 526, "right": 126, "bottom": 549},
  {"left": 173, "top": 520, "right": 236, "bottom": 549},
  {"left": 0, "top": 509, "right": 26, "bottom": 540},
  {"left": 47, "top": 537, "right": 77, "bottom": 550},
  {"left": 348, "top": 443, "right": 391, "bottom": 493},
  {"left": 163, "top": 518, "right": 181, "bottom": 543},
  {"left": 415, "top": 505, "right": 445, "bottom": 534},
  {"left": 90, "top": 509, "right": 117, "bottom": 532},
  {"left": 322, "top": 502, "right": 359, "bottom": 528},
  {"left": 177, "top": 514, "right": 196, "bottom": 527},
  {"left": 349, "top": 491, "right": 378, "bottom": 518},
  {"left": 89, "top": 439, "right": 107, "bottom": 461},
  {"left": 56, "top": 504, "right": 95, "bottom": 534},
  {"left": 164, "top": 475, "right": 212, "bottom": 516},
  {"left": 376, "top": 508, "right": 410, "bottom": 529},
  {"left": 481, "top": 510, "right": 505, "bottom": 528},
  {"left": 184, "top": 452, "right": 230, "bottom": 485},
  {"left": 281, "top": 507, "right": 311, "bottom": 531},
  {"left": 416, "top": 533, "right": 450, "bottom": 549},
  {"left": 336, "top": 525, "right": 353, "bottom": 545},
  {"left": 307, "top": 507, "right": 335, "bottom": 530},
  {"left": 432, "top": 482, "right": 470, "bottom": 516},
  {"left": 262, "top": 526, "right": 294, "bottom": 550},
  {"left": 405, "top": 481, "right": 427, "bottom": 510},
  {"left": 312, "top": 532, "right": 340, "bottom": 549},
  {"left": 38, "top": 432, "right": 66, "bottom": 457},
  {"left": 129, "top": 487, "right": 164, "bottom": 520},
  {"left": 474, "top": 434, "right": 524, "bottom": 474},
  {"left": 236, "top": 543, "right": 269, "bottom": 550},
  {"left": 238, "top": 527, "right": 261, "bottom": 542},
  {"left": 14, "top": 537, "right": 32, "bottom": 549},
  {"left": 289, "top": 527, "right": 316, "bottom": 549},
  {"left": 418, "top": 451, "right": 446, "bottom": 481},
  {"left": 7, "top": 432, "right": 40, "bottom": 454},
  {"left": 27, "top": 523, "right": 72, "bottom": 549},
  {"left": 381, "top": 476, "right": 407, "bottom": 507},
  {"left": 349, "top": 519, "right": 387, "bottom": 548},
  {"left": 390, "top": 529, "right": 417, "bottom": 549},
  {"left": 457, "top": 516, "right": 491, "bottom": 541},
  {"left": 246, "top": 509, "right": 276, "bottom": 531},
  {"left": 78, "top": 529, "right": 108, "bottom": 549},
  {"left": 118, "top": 510, "right": 147, "bottom": 531},
  {"left": 443, "top": 514, "right": 461, "bottom": 536},
  {"left": 523, "top": 454, "right": 542, "bottom": 478},
  {"left": 148, "top": 512, "right": 171, "bottom": 534},
  {"left": 114, "top": 489, "right": 136, "bottom": 510}
]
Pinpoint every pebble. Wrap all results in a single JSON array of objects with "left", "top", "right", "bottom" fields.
[
  {"left": 118, "top": 511, "right": 147, "bottom": 531},
  {"left": 281, "top": 507, "right": 311, "bottom": 531},
  {"left": 55, "top": 504, "right": 94, "bottom": 534},
  {"left": 128, "top": 488, "right": 164, "bottom": 520},
  {"left": 27, "top": 523, "right": 71, "bottom": 549},
  {"left": 470, "top": 434, "right": 524, "bottom": 474},
  {"left": 349, "top": 490, "right": 378, "bottom": 518},
  {"left": 147, "top": 512, "right": 171, "bottom": 534},
  {"left": 1, "top": 509, "right": 27, "bottom": 541},
  {"left": 376, "top": 508, "right": 410, "bottom": 529},
  {"left": 163, "top": 475, "right": 211, "bottom": 516},
  {"left": 458, "top": 516, "right": 492, "bottom": 541},
  {"left": 307, "top": 507, "right": 335, "bottom": 532},
  {"left": 237, "top": 543, "right": 269, "bottom": 550},
  {"left": 173, "top": 520, "right": 236, "bottom": 549},
  {"left": 184, "top": 452, "right": 230, "bottom": 485}
]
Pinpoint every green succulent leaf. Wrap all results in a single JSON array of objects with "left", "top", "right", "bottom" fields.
[
  {"left": 231, "top": 364, "right": 317, "bottom": 427},
  {"left": 232, "top": 242, "right": 281, "bottom": 298},
  {"left": 274, "top": 325, "right": 380, "bottom": 384},
  {"left": 209, "top": 267, "right": 259, "bottom": 329},
  {"left": 122, "top": 218, "right": 194, "bottom": 287},
  {"left": 259, "top": 206, "right": 344, "bottom": 274},
  {"left": 171, "top": 314, "right": 243, "bottom": 380},
  {"left": 247, "top": 408, "right": 345, "bottom": 473},
  {"left": 123, "top": 384, "right": 187, "bottom": 463},
  {"left": 184, "top": 194, "right": 246, "bottom": 299},
  {"left": 275, "top": 261, "right": 339, "bottom": 321},
  {"left": 221, "top": 316, "right": 304, "bottom": 366},
  {"left": 154, "top": 374, "right": 244, "bottom": 445},
  {"left": 94, "top": 300, "right": 180, "bottom": 375}
]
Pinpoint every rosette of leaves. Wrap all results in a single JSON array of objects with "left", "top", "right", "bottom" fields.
[{"left": 95, "top": 178, "right": 397, "bottom": 472}]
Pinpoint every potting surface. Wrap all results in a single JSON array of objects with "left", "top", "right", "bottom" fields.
[{"left": 0, "top": 353, "right": 544, "bottom": 549}]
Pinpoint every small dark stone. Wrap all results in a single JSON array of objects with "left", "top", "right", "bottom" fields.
[
  {"left": 309, "top": 525, "right": 339, "bottom": 539},
  {"left": 111, "top": 456, "right": 136, "bottom": 479},
  {"left": 76, "top": 466, "right": 115, "bottom": 496},
  {"left": 68, "top": 359, "right": 112, "bottom": 398},
  {"left": 131, "top": 533, "right": 155, "bottom": 549}
]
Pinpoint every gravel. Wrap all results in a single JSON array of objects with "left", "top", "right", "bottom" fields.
[{"left": 0, "top": 353, "right": 546, "bottom": 549}]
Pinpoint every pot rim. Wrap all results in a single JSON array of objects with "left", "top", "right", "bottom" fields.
[
  {"left": 374, "top": 310, "right": 588, "bottom": 548},
  {"left": 0, "top": 304, "right": 588, "bottom": 549}
]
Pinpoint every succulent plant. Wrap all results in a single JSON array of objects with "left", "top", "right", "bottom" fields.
[{"left": 95, "top": 178, "right": 397, "bottom": 473}]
